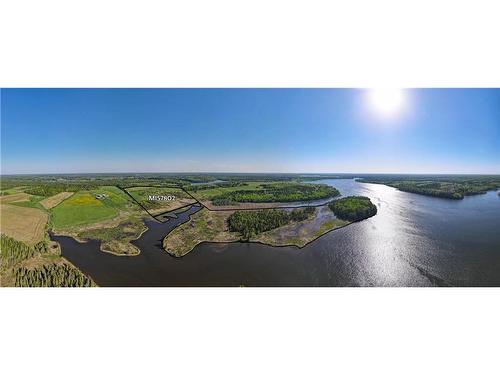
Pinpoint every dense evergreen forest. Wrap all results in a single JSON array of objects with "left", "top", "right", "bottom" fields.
[
  {"left": 0, "top": 234, "right": 94, "bottom": 287},
  {"left": 13, "top": 264, "right": 95, "bottom": 287},
  {"left": 212, "top": 183, "right": 339, "bottom": 204},
  {"left": 0, "top": 234, "right": 49, "bottom": 269},
  {"left": 228, "top": 207, "right": 315, "bottom": 239},
  {"left": 328, "top": 196, "right": 377, "bottom": 221}
]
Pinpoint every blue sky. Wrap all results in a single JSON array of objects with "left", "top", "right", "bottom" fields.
[{"left": 1, "top": 88, "right": 499, "bottom": 174}]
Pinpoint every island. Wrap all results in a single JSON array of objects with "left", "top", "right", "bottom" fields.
[
  {"left": 163, "top": 194, "right": 378, "bottom": 257},
  {"left": 328, "top": 196, "right": 378, "bottom": 221},
  {"left": 0, "top": 173, "right": 379, "bottom": 286}
]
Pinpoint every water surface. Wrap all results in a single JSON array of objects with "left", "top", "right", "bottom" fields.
[{"left": 54, "top": 179, "right": 500, "bottom": 286}]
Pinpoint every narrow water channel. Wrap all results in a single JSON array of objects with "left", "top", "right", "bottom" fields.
[{"left": 53, "top": 180, "right": 500, "bottom": 286}]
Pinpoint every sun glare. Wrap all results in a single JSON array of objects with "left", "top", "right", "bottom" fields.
[{"left": 367, "top": 88, "right": 406, "bottom": 118}]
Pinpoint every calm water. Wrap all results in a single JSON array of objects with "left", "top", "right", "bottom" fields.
[{"left": 53, "top": 179, "right": 500, "bottom": 286}]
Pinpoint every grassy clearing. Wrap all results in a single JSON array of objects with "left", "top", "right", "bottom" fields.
[
  {"left": 0, "top": 187, "right": 26, "bottom": 196},
  {"left": 11, "top": 195, "right": 46, "bottom": 210},
  {"left": 163, "top": 209, "right": 238, "bottom": 257},
  {"left": 313, "top": 219, "right": 349, "bottom": 237},
  {"left": 78, "top": 217, "right": 146, "bottom": 256},
  {"left": 51, "top": 192, "right": 117, "bottom": 229},
  {"left": 254, "top": 208, "right": 349, "bottom": 247},
  {"left": 0, "top": 204, "right": 48, "bottom": 245},
  {"left": 50, "top": 187, "right": 131, "bottom": 229},
  {"left": 40, "top": 192, "right": 74, "bottom": 209},
  {"left": 163, "top": 204, "right": 352, "bottom": 256},
  {"left": 126, "top": 186, "right": 196, "bottom": 213}
]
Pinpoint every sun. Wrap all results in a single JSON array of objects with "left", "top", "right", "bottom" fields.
[{"left": 367, "top": 88, "right": 406, "bottom": 118}]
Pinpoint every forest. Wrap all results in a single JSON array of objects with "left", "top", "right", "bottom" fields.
[
  {"left": 187, "top": 181, "right": 248, "bottom": 191},
  {"left": 359, "top": 175, "right": 500, "bottom": 199},
  {"left": 24, "top": 183, "right": 97, "bottom": 197},
  {"left": 0, "top": 234, "right": 94, "bottom": 287},
  {"left": 228, "top": 207, "right": 315, "bottom": 240},
  {"left": 328, "top": 196, "right": 377, "bottom": 221},
  {"left": 0, "top": 234, "right": 49, "bottom": 269},
  {"left": 13, "top": 264, "right": 95, "bottom": 287},
  {"left": 212, "top": 183, "right": 339, "bottom": 204}
]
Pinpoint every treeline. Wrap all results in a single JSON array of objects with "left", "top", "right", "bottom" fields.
[
  {"left": 228, "top": 207, "right": 315, "bottom": 239},
  {"left": 212, "top": 198, "right": 238, "bottom": 206},
  {"left": 359, "top": 177, "right": 500, "bottom": 200},
  {"left": 188, "top": 181, "right": 248, "bottom": 192},
  {"left": 14, "top": 264, "right": 95, "bottom": 287},
  {"left": 392, "top": 183, "right": 464, "bottom": 199},
  {"left": 213, "top": 184, "right": 339, "bottom": 204},
  {"left": 24, "top": 183, "right": 97, "bottom": 197},
  {"left": 328, "top": 196, "right": 377, "bottom": 221},
  {"left": 0, "top": 234, "right": 48, "bottom": 269},
  {"left": 391, "top": 182, "right": 493, "bottom": 200}
]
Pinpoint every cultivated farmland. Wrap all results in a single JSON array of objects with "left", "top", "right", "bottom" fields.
[
  {"left": 50, "top": 186, "right": 135, "bottom": 229},
  {"left": 0, "top": 204, "right": 48, "bottom": 245},
  {"left": 40, "top": 192, "right": 74, "bottom": 209}
]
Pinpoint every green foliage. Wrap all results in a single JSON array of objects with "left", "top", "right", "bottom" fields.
[
  {"left": 14, "top": 264, "right": 95, "bottom": 287},
  {"left": 188, "top": 181, "right": 248, "bottom": 192},
  {"left": 51, "top": 192, "right": 119, "bottom": 229},
  {"left": 328, "top": 196, "right": 377, "bottom": 221},
  {"left": 79, "top": 219, "right": 145, "bottom": 242},
  {"left": 228, "top": 207, "right": 315, "bottom": 240},
  {"left": 126, "top": 187, "right": 190, "bottom": 210},
  {"left": 178, "top": 175, "right": 218, "bottom": 183},
  {"left": 24, "top": 183, "right": 96, "bottom": 197},
  {"left": 212, "top": 198, "right": 238, "bottom": 206},
  {"left": 212, "top": 183, "right": 339, "bottom": 203},
  {"left": 11, "top": 195, "right": 45, "bottom": 210},
  {"left": 359, "top": 176, "right": 500, "bottom": 199},
  {"left": 50, "top": 187, "right": 131, "bottom": 229},
  {"left": 0, "top": 234, "right": 48, "bottom": 269}
]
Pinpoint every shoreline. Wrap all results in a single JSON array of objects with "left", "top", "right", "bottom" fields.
[{"left": 162, "top": 207, "right": 375, "bottom": 258}]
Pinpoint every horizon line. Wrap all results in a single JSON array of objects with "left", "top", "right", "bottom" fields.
[{"left": 1, "top": 171, "right": 500, "bottom": 177}]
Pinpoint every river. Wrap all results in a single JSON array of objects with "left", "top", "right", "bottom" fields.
[{"left": 52, "top": 179, "right": 500, "bottom": 286}]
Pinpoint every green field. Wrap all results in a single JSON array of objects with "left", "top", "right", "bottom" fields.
[
  {"left": 0, "top": 187, "right": 26, "bottom": 195},
  {"left": 10, "top": 195, "right": 46, "bottom": 210},
  {"left": 51, "top": 187, "right": 131, "bottom": 229},
  {"left": 126, "top": 186, "right": 193, "bottom": 210}
]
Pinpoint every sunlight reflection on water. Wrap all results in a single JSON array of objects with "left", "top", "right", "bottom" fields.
[
  {"left": 310, "top": 179, "right": 500, "bottom": 286},
  {"left": 57, "top": 179, "right": 500, "bottom": 286}
]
